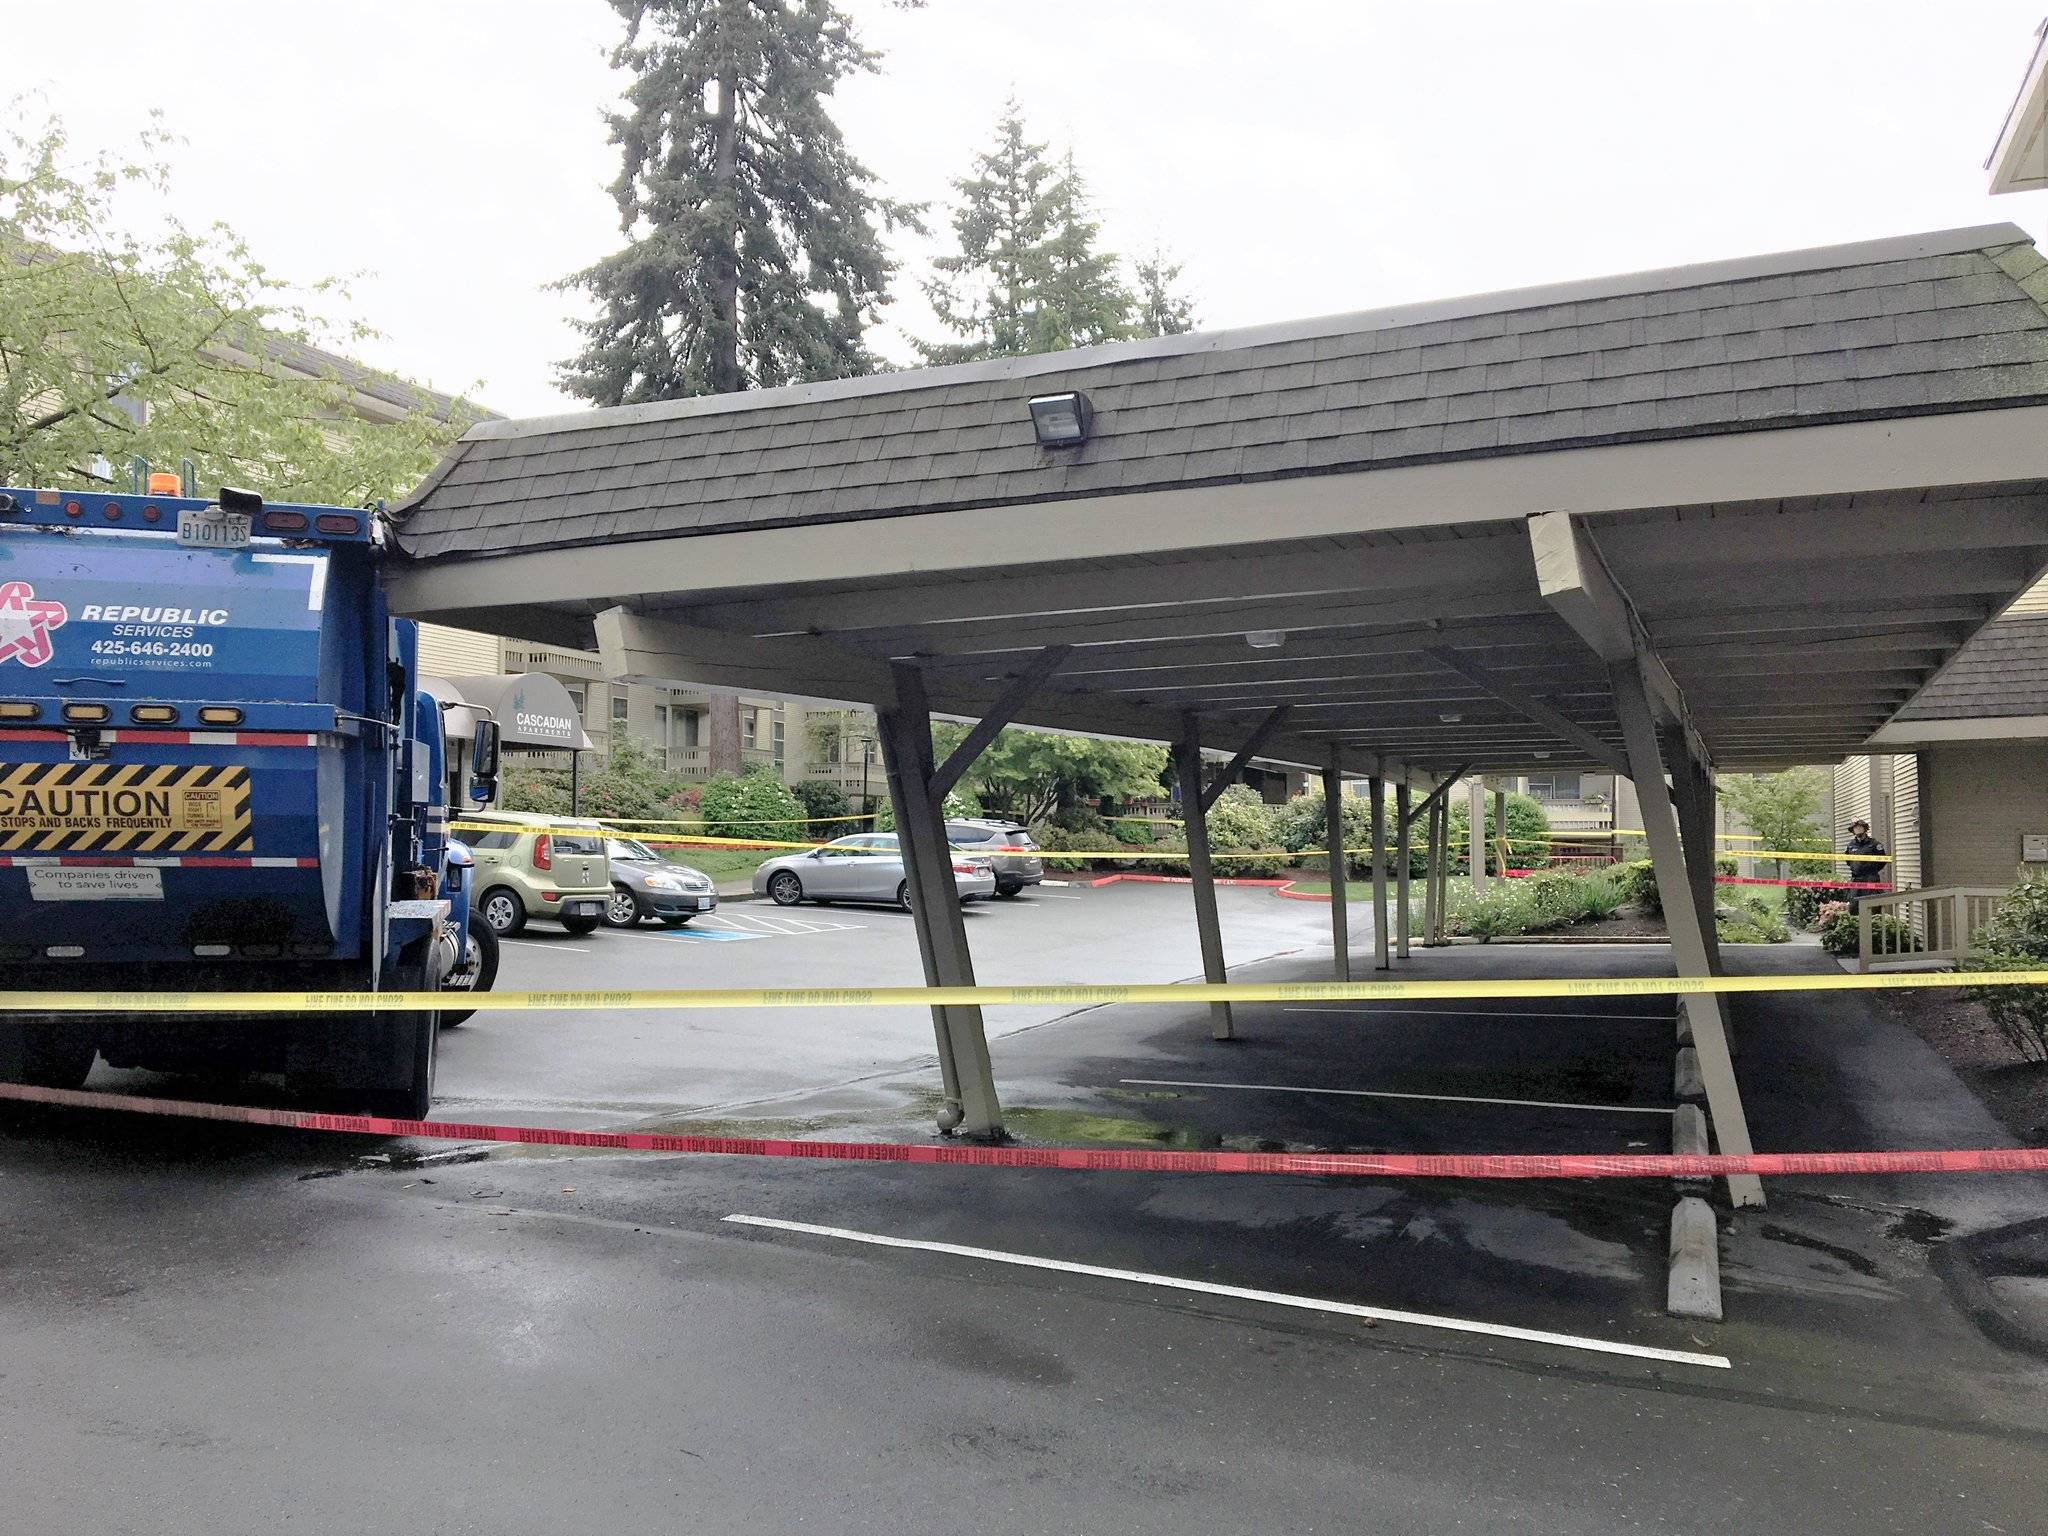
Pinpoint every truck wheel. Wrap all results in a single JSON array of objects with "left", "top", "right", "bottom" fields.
[
  {"left": 479, "top": 887, "right": 526, "bottom": 936},
  {"left": 23, "top": 1027, "right": 96, "bottom": 1090},
  {"left": 439, "top": 911, "right": 499, "bottom": 1028}
]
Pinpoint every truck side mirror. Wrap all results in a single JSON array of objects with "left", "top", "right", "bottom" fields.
[{"left": 469, "top": 719, "right": 501, "bottom": 804}]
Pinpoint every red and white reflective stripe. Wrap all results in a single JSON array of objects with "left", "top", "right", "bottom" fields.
[
  {"left": 0, "top": 855, "right": 315, "bottom": 869},
  {"left": 3, "top": 728, "right": 319, "bottom": 747},
  {"left": 3, "top": 1080, "right": 2046, "bottom": 1179}
]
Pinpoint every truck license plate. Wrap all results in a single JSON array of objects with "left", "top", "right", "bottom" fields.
[{"left": 176, "top": 509, "right": 253, "bottom": 550}]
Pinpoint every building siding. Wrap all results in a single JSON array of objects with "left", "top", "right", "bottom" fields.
[
  {"left": 1922, "top": 741, "right": 2048, "bottom": 887},
  {"left": 418, "top": 623, "right": 503, "bottom": 677},
  {"left": 1892, "top": 753, "right": 1923, "bottom": 891}
]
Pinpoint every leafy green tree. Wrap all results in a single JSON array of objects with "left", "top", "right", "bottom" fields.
[
  {"left": 1029, "top": 151, "right": 1133, "bottom": 353},
  {"left": 870, "top": 784, "right": 979, "bottom": 834},
  {"left": 699, "top": 764, "right": 806, "bottom": 838},
  {"left": 1131, "top": 245, "right": 1196, "bottom": 337},
  {"left": 558, "top": 0, "right": 913, "bottom": 402},
  {"left": 1717, "top": 768, "right": 1828, "bottom": 881},
  {"left": 929, "top": 722, "right": 1167, "bottom": 824},
  {"left": 918, "top": 99, "right": 1058, "bottom": 365},
  {"left": 1, "top": 112, "right": 475, "bottom": 501}
]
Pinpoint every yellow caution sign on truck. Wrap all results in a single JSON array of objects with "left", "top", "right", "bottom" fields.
[{"left": 0, "top": 763, "right": 252, "bottom": 852}]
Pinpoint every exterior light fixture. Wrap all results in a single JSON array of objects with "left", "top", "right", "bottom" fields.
[
  {"left": 1245, "top": 630, "right": 1285, "bottom": 650},
  {"left": 1027, "top": 391, "right": 1094, "bottom": 447}
]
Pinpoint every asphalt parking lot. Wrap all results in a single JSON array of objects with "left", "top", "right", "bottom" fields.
[{"left": 7, "top": 881, "right": 2048, "bottom": 1532}]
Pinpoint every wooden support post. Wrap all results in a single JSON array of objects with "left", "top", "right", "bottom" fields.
[
  {"left": 1323, "top": 753, "right": 1350, "bottom": 982},
  {"left": 1175, "top": 716, "right": 1233, "bottom": 1040},
  {"left": 1423, "top": 798, "right": 1444, "bottom": 944},
  {"left": 1493, "top": 786, "right": 1509, "bottom": 874},
  {"left": 879, "top": 664, "right": 1003, "bottom": 1139},
  {"left": 1370, "top": 770, "right": 1391, "bottom": 971},
  {"left": 1611, "top": 661, "right": 1763, "bottom": 1208},
  {"left": 1468, "top": 778, "right": 1487, "bottom": 894},
  {"left": 1395, "top": 781, "right": 1412, "bottom": 960}
]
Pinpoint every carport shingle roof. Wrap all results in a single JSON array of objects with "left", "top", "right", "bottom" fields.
[
  {"left": 395, "top": 224, "right": 2048, "bottom": 561},
  {"left": 1893, "top": 615, "right": 2048, "bottom": 721}
]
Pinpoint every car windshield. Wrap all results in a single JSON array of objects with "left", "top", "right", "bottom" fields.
[{"left": 608, "top": 839, "right": 661, "bottom": 861}]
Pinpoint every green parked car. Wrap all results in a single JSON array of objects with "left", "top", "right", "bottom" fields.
[{"left": 461, "top": 810, "right": 612, "bottom": 936}]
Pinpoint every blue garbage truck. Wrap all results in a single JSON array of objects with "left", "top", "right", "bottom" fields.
[{"left": 0, "top": 478, "right": 500, "bottom": 1117}]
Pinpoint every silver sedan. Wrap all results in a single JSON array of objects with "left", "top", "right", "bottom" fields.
[{"left": 752, "top": 833, "right": 997, "bottom": 910}]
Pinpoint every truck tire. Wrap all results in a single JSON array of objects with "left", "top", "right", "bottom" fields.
[
  {"left": 439, "top": 910, "right": 499, "bottom": 1028},
  {"left": 22, "top": 1026, "right": 96, "bottom": 1091}
]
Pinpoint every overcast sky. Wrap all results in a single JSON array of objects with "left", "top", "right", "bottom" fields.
[{"left": 12, "top": 1, "right": 2046, "bottom": 417}]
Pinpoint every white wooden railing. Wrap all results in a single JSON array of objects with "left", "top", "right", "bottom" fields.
[{"left": 1858, "top": 887, "right": 2006, "bottom": 972}]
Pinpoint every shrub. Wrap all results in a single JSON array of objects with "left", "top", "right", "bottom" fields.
[
  {"left": 791, "top": 778, "right": 858, "bottom": 837},
  {"left": 1578, "top": 869, "right": 1625, "bottom": 922},
  {"left": 1271, "top": 791, "right": 1380, "bottom": 878},
  {"left": 1716, "top": 855, "right": 1739, "bottom": 877},
  {"left": 1107, "top": 816, "right": 1161, "bottom": 845},
  {"left": 498, "top": 763, "right": 571, "bottom": 816},
  {"left": 1783, "top": 883, "right": 1823, "bottom": 930},
  {"left": 1032, "top": 826, "right": 1124, "bottom": 873},
  {"left": 1048, "top": 804, "right": 1109, "bottom": 835},
  {"left": 1817, "top": 910, "right": 1918, "bottom": 958},
  {"left": 1719, "top": 904, "right": 1790, "bottom": 944},
  {"left": 1448, "top": 885, "right": 1535, "bottom": 942},
  {"left": 570, "top": 732, "right": 683, "bottom": 822},
  {"left": 1202, "top": 785, "right": 1291, "bottom": 879},
  {"left": 699, "top": 766, "right": 806, "bottom": 840},
  {"left": 1614, "top": 859, "right": 1662, "bottom": 916},
  {"left": 1964, "top": 874, "right": 2048, "bottom": 1061}
]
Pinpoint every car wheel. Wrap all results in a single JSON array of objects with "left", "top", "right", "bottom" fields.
[
  {"left": 896, "top": 880, "right": 913, "bottom": 913},
  {"left": 995, "top": 881, "right": 1022, "bottom": 898},
  {"left": 767, "top": 871, "right": 804, "bottom": 906},
  {"left": 439, "top": 911, "right": 499, "bottom": 1028},
  {"left": 561, "top": 914, "right": 602, "bottom": 935},
  {"left": 479, "top": 887, "right": 526, "bottom": 936},
  {"left": 605, "top": 885, "right": 644, "bottom": 928}
]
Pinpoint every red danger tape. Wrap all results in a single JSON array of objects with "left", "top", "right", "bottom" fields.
[{"left": 4, "top": 1080, "right": 2044, "bottom": 1179}]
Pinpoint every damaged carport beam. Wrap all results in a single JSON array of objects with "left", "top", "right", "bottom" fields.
[{"left": 1528, "top": 511, "right": 1762, "bottom": 1209}]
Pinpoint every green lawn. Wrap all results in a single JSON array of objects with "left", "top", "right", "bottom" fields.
[{"left": 659, "top": 845, "right": 781, "bottom": 884}]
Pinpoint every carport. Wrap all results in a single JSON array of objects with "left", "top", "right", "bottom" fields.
[{"left": 388, "top": 224, "right": 2048, "bottom": 1209}]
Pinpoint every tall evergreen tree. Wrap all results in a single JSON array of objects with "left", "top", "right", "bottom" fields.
[
  {"left": 558, "top": 0, "right": 913, "bottom": 404},
  {"left": 1029, "top": 151, "right": 1133, "bottom": 352},
  {"left": 917, "top": 100, "right": 1057, "bottom": 365},
  {"left": 1131, "top": 245, "right": 1197, "bottom": 338}
]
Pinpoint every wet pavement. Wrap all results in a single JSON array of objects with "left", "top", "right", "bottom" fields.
[{"left": 5, "top": 884, "right": 2047, "bottom": 1531}]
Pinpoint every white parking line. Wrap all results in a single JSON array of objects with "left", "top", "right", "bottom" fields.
[
  {"left": 1118, "top": 1077, "right": 1676, "bottom": 1116},
  {"left": 723, "top": 1214, "right": 1730, "bottom": 1371},
  {"left": 1283, "top": 1006, "right": 1675, "bottom": 1022},
  {"left": 500, "top": 938, "right": 588, "bottom": 951}
]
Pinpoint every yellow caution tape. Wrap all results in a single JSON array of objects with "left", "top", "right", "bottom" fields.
[
  {"left": 0, "top": 970, "right": 2039, "bottom": 1015},
  {"left": 451, "top": 822, "right": 1891, "bottom": 866}
]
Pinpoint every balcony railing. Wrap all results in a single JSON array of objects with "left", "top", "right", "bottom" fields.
[{"left": 1858, "top": 886, "right": 2006, "bottom": 972}]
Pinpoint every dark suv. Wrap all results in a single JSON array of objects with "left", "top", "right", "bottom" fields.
[{"left": 945, "top": 819, "right": 1044, "bottom": 897}]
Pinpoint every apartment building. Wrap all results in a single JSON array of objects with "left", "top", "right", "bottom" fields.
[{"left": 418, "top": 626, "right": 886, "bottom": 803}]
